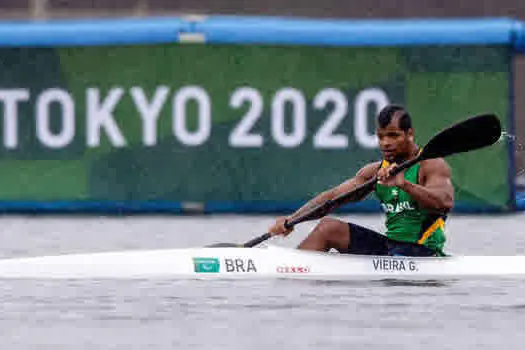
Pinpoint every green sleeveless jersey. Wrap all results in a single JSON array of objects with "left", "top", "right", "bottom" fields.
[{"left": 375, "top": 161, "right": 447, "bottom": 256}]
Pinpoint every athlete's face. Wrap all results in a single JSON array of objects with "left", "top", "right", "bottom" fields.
[{"left": 376, "top": 118, "right": 414, "bottom": 162}]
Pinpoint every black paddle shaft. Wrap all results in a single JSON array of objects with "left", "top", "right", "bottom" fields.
[{"left": 243, "top": 233, "right": 272, "bottom": 248}]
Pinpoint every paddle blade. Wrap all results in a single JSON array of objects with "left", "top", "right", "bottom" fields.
[{"left": 420, "top": 114, "right": 501, "bottom": 160}]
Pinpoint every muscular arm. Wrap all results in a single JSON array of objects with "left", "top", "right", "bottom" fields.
[
  {"left": 399, "top": 158, "right": 454, "bottom": 213},
  {"left": 287, "top": 162, "right": 381, "bottom": 221}
]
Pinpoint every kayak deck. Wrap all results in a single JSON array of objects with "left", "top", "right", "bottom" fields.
[{"left": 0, "top": 245, "right": 524, "bottom": 280}]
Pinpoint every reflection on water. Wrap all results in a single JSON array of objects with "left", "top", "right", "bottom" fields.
[{"left": 288, "top": 278, "right": 453, "bottom": 288}]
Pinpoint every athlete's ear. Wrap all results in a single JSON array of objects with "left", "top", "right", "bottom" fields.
[{"left": 407, "top": 128, "right": 414, "bottom": 141}]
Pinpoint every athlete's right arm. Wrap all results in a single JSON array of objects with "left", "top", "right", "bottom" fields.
[
  {"left": 268, "top": 161, "right": 381, "bottom": 236},
  {"left": 329, "top": 161, "right": 381, "bottom": 201}
]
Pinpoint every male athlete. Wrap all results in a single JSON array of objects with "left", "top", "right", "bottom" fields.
[{"left": 268, "top": 104, "right": 454, "bottom": 257}]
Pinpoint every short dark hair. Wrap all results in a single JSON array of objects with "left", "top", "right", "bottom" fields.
[{"left": 377, "top": 104, "right": 412, "bottom": 131}]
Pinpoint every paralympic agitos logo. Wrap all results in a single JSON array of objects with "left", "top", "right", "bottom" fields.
[
  {"left": 192, "top": 257, "right": 258, "bottom": 273},
  {"left": 193, "top": 257, "right": 220, "bottom": 273}
]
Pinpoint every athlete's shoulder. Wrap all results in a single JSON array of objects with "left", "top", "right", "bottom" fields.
[
  {"left": 420, "top": 157, "right": 451, "bottom": 169},
  {"left": 419, "top": 157, "right": 452, "bottom": 177}
]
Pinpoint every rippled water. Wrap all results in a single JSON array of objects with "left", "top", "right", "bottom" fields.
[{"left": 0, "top": 213, "right": 524, "bottom": 349}]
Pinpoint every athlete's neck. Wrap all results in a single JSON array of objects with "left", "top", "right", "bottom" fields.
[{"left": 393, "top": 144, "right": 420, "bottom": 164}]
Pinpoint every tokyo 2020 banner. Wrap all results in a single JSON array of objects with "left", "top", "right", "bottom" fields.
[{"left": 0, "top": 20, "right": 514, "bottom": 213}]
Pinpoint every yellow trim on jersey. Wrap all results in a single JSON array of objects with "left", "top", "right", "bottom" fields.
[{"left": 417, "top": 218, "right": 444, "bottom": 244}]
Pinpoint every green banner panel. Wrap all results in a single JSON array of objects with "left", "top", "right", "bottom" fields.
[{"left": 0, "top": 44, "right": 511, "bottom": 211}]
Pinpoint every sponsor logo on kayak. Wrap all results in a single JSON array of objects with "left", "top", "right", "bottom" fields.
[
  {"left": 276, "top": 266, "right": 310, "bottom": 273},
  {"left": 224, "top": 258, "right": 257, "bottom": 272},
  {"left": 372, "top": 258, "right": 418, "bottom": 272},
  {"left": 193, "top": 257, "right": 220, "bottom": 273}
]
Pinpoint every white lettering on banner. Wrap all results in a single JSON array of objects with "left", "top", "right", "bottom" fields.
[
  {"left": 354, "top": 88, "right": 389, "bottom": 149},
  {"left": 87, "top": 88, "right": 126, "bottom": 148},
  {"left": 228, "top": 87, "right": 264, "bottom": 147},
  {"left": 0, "top": 86, "right": 391, "bottom": 151},
  {"left": 271, "top": 88, "right": 306, "bottom": 148},
  {"left": 131, "top": 86, "right": 169, "bottom": 147},
  {"left": 0, "top": 89, "right": 29, "bottom": 149},
  {"left": 36, "top": 89, "right": 75, "bottom": 148},
  {"left": 173, "top": 86, "right": 211, "bottom": 146},
  {"left": 313, "top": 88, "right": 348, "bottom": 149}
]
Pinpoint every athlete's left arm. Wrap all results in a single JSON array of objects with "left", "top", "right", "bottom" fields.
[{"left": 398, "top": 158, "right": 454, "bottom": 212}]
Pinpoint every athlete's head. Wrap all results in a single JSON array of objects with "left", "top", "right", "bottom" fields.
[{"left": 376, "top": 104, "right": 416, "bottom": 162}]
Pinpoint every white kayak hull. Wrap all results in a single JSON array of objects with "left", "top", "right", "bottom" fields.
[{"left": 0, "top": 245, "right": 524, "bottom": 280}]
